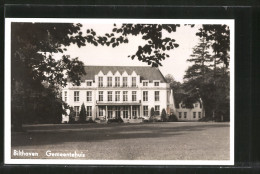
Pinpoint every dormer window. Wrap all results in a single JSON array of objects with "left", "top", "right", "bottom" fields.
[
  {"left": 107, "top": 77, "right": 112, "bottom": 87},
  {"left": 86, "top": 81, "right": 92, "bottom": 86},
  {"left": 123, "top": 77, "right": 128, "bottom": 87},
  {"left": 154, "top": 82, "right": 159, "bottom": 86},
  {"left": 143, "top": 81, "right": 148, "bottom": 86},
  {"left": 115, "top": 77, "right": 120, "bottom": 87},
  {"left": 194, "top": 103, "right": 198, "bottom": 108},
  {"left": 98, "top": 77, "right": 103, "bottom": 87},
  {"left": 132, "top": 77, "right": 136, "bottom": 87}
]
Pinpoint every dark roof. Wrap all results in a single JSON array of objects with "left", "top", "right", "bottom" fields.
[{"left": 79, "top": 66, "right": 166, "bottom": 83}]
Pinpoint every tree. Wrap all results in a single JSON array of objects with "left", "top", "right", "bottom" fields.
[
  {"left": 182, "top": 25, "right": 230, "bottom": 120},
  {"left": 79, "top": 103, "right": 86, "bottom": 123},
  {"left": 161, "top": 109, "right": 167, "bottom": 122}
]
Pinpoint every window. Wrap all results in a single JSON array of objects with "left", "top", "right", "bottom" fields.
[
  {"left": 123, "top": 77, "right": 128, "bottom": 87},
  {"left": 154, "top": 82, "right": 159, "bottom": 86},
  {"left": 198, "top": 112, "right": 201, "bottom": 118},
  {"left": 123, "top": 106, "right": 128, "bottom": 118},
  {"left": 184, "top": 112, "right": 187, "bottom": 118},
  {"left": 86, "top": 106, "right": 92, "bottom": 116},
  {"left": 132, "top": 91, "right": 137, "bottom": 101},
  {"left": 107, "top": 77, "right": 112, "bottom": 87},
  {"left": 132, "top": 77, "right": 136, "bottom": 87},
  {"left": 193, "top": 112, "right": 196, "bottom": 118},
  {"left": 108, "top": 91, "right": 113, "bottom": 101},
  {"left": 155, "top": 105, "right": 160, "bottom": 115},
  {"left": 99, "top": 107, "right": 103, "bottom": 116},
  {"left": 86, "top": 81, "right": 92, "bottom": 86},
  {"left": 143, "top": 91, "right": 148, "bottom": 101},
  {"left": 108, "top": 106, "right": 113, "bottom": 118},
  {"left": 64, "top": 91, "right": 67, "bottom": 102},
  {"left": 74, "top": 91, "right": 79, "bottom": 102},
  {"left": 115, "top": 77, "right": 120, "bottom": 87},
  {"left": 155, "top": 91, "right": 160, "bottom": 101},
  {"left": 194, "top": 103, "right": 198, "bottom": 107},
  {"left": 179, "top": 112, "right": 182, "bottom": 118},
  {"left": 132, "top": 106, "right": 137, "bottom": 117},
  {"left": 98, "top": 77, "right": 103, "bottom": 87},
  {"left": 99, "top": 91, "right": 103, "bottom": 101},
  {"left": 123, "top": 91, "right": 128, "bottom": 101},
  {"left": 115, "top": 91, "right": 120, "bottom": 101},
  {"left": 74, "top": 106, "right": 80, "bottom": 116},
  {"left": 143, "top": 106, "right": 148, "bottom": 116},
  {"left": 86, "top": 91, "right": 92, "bottom": 101},
  {"left": 143, "top": 81, "right": 148, "bottom": 86}
]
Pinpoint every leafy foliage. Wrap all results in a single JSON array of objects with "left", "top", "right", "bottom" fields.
[{"left": 110, "top": 24, "right": 180, "bottom": 67}]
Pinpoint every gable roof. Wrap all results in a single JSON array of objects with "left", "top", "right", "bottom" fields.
[{"left": 79, "top": 66, "right": 166, "bottom": 83}]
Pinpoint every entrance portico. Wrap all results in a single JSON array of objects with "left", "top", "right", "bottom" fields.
[{"left": 96, "top": 102, "right": 141, "bottom": 120}]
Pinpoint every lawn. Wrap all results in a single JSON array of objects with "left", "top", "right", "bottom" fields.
[{"left": 11, "top": 122, "right": 230, "bottom": 160}]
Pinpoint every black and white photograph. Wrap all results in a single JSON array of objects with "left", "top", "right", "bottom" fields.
[{"left": 5, "top": 18, "right": 234, "bottom": 165}]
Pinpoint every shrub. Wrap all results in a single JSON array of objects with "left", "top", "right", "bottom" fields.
[
  {"left": 107, "top": 117, "right": 124, "bottom": 123},
  {"left": 79, "top": 103, "right": 86, "bottom": 123},
  {"left": 168, "top": 114, "right": 178, "bottom": 122},
  {"left": 161, "top": 108, "right": 167, "bottom": 122},
  {"left": 86, "top": 117, "right": 96, "bottom": 123}
]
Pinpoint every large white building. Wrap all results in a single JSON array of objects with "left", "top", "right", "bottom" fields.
[{"left": 62, "top": 66, "right": 172, "bottom": 122}]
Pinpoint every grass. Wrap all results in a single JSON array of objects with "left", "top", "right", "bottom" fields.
[{"left": 11, "top": 122, "right": 230, "bottom": 160}]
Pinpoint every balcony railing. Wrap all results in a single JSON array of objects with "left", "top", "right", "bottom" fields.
[{"left": 96, "top": 100, "right": 141, "bottom": 104}]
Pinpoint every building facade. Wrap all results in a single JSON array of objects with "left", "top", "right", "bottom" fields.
[
  {"left": 176, "top": 101, "right": 205, "bottom": 121},
  {"left": 62, "top": 66, "right": 171, "bottom": 122}
]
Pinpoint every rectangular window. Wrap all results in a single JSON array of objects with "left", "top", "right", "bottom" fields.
[
  {"left": 132, "top": 91, "right": 137, "bottom": 101},
  {"left": 98, "top": 77, "right": 103, "bottom": 87},
  {"left": 155, "top": 91, "right": 160, "bottom": 101},
  {"left": 99, "top": 107, "right": 103, "bottom": 116},
  {"left": 184, "top": 112, "right": 187, "bottom": 118},
  {"left": 193, "top": 112, "right": 196, "bottom": 118},
  {"left": 86, "top": 81, "right": 92, "bottom": 86},
  {"left": 123, "top": 106, "right": 128, "bottom": 118},
  {"left": 132, "top": 106, "right": 137, "bottom": 117},
  {"left": 86, "top": 91, "right": 92, "bottom": 101},
  {"left": 143, "top": 91, "right": 148, "bottom": 101},
  {"left": 107, "top": 77, "right": 112, "bottom": 87},
  {"left": 115, "top": 77, "right": 120, "bottom": 87},
  {"left": 194, "top": 103, "right": 198, "bottom": 107},
  {"left": 86, "top": 106, "right": 92, "bottom": 116},
  {"left": 132, "top": 77, "right": 136, "bottom": 87},
  {"left": 64, "top": 91, "right": 67, "bottom": 102},
  {"left": 198, "top": 112, "right": 201, "bottom": 118},
  {"left": 123, "top": 91, "right": 128, "bottom": 101},
  {"left": 108, "top": 91, "right": 113, "bottom": 101},
  {"left": 74, "top": 91, "right": 79, "bottom": 102},
  {"left": 143, "top": 106, "right": 148, "bottom": 116},
  {"left": 115, "top": 91, "right": 120, "bottom": 101},
  {"left": 155, "top": 105, "right": 160, "bottom": 115},
  {"left": 154, "top": 82, "right": 159, "bottom": 86},
  {"left": 179, "top": 112, "right": 182, "bottom": 118},
  {"left": 143, "top": 81, "right": 148, "bottom": 86},
  {"left": 108, "top": 106, "right": 113, "bottom": 118},
  {"left": 99, "top": 91, "right": 103, "bottom": 101},
  {"left": 123, "top": 77, "right": 128, "bottom": 87},
  {"left": 74, "top": 106, "right": 80, "bottom": 116}
]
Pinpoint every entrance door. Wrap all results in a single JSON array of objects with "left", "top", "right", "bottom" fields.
[{"left": 115, "top": 106, "right": 121, "bottom": 119}]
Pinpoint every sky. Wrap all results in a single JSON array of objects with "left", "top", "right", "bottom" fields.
[{"left": 54, "top": 24, "right": 201, "bottom": 82}]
